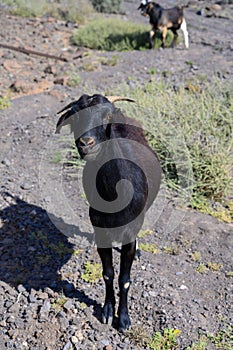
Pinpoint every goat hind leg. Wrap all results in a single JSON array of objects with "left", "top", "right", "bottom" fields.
[
  {"left": 171, "top": 30, "right": 178, "bottom": 48},
  {"left": 149, "top": 29, "right": 155, "bottom": 49},
  {"left": 180, "top": 18, "right": 189, "bottom": 49},
  {"left": 118, "top": 240, "right": 136, "bottom": 332},
  {"left": 97, "top": 247, "right": 115, "bottom": 325}
]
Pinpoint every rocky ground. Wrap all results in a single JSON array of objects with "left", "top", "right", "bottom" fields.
[{"left": 0, "top": 0, "right": 233, "bottom": 349}]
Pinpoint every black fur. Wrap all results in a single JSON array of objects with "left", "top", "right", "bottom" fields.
[{"left": 56, "top": 94, "right": 161, "bottom": 331}]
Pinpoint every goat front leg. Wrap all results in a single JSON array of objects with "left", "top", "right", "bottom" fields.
[
  {"left": 98, "top": 247, "right": 115, "bottom": 325},
  {"left": 118, "top": 240, "right": 136, "bottom": 332},
  {"left": 161, "top": 27, "right": 167, "bottom": 48}
]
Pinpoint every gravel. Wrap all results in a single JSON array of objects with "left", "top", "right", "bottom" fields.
[{"left": 0, "top": 0, "right": 233, "bottom": 349}]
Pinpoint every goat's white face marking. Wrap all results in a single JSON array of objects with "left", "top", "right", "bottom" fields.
[
  {"left": 180, "top": 18, "right": 189, "bottom": 49},
  {"left": 124, "top": 282, "right": 130, "bottom": 289},
  {"left": 104, "top": 275, "right": 109, "bottom": 280},
  {"left": 141, "top": 0, "right": 148, "bottom": 5}
]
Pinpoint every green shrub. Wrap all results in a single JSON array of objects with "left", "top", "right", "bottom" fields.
[
  {"left": 114, "top": 79, "right": 233, "bottom": 210},
  {"left": 91, "top": 0, "right": 122, "bottom": 13},
  {"left": 2, "top": 0, "right": 93, "bottom": 23},
  {"left": 72, "top": 17, "right": 173, "bottom": 51}
]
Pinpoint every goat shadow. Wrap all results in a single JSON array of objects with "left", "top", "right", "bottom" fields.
[{"left": 0, "top": 192, "right": 102, "bottom": 322}]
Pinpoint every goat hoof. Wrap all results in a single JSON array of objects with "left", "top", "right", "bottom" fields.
[
  {"left": 102, "top": 314, "right": 113, "bottom": 325},
  {"left": 102, "top": 302, "right": 114, "bottom": 325},
  {"left": 118, "top": 314, "right": 131, "bottom": 332}
]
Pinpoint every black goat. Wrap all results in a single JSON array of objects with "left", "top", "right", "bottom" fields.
[
  {"left": 56, "top": 94, "right": 161, "bottom": 331},
  {"left": 138, "top": 0, "right": 189, "bottom": 49}
]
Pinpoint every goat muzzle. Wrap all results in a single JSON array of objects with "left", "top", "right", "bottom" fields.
[{"left": 79, "top": 136, "right": 96, "bottom": 148}]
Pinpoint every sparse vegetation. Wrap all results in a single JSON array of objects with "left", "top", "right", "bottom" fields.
[
  {"left": 81, "top": 261, "right": 102, "bottom": 283},
  {"left": 196, "top": 263, "right": 207, "bottom": 274},
  {"left": 101, "top": 55, "right": 119, "bottom": 66},
  {"left": 117, "top": 79, "right": 233, "bottom": 220},
  {"left": 148, "top": 328, "right": 181, "bottom": 350},
  {"left": 207, "top": 327, "right": 233, "bottom": 350},
  {"left": 49, "top": 242, "right": 73, "bottom": 258},
  {"left": 52, "top": 151, "right": 63, "bottom": 164},
  {"left": 67, "top": 73, "right": 82, "bottom": 87},
  {"left": 138, "top": 229, "right": 153, "bottom": 238},
  {"left": 52, "top": 296, "right": 67, "bottom": 311},
  {"left": 139, "top": 242, "right": 160, "bottom": 254},
  {"left": 163, "top": 245, "right": 180, "bottom": 255},
  {"left": 207, "top": 261, "right": 222, "bottom": 272},
  {"left": 127, "top": 326, "right": 150, "bottom": 347},
  {"left": 91, "top": 0, "right": 122, "bottom": 14},
  {"left": 0, "top": 95, "right": 11, "bottom": 110},
  {"left": 148, "top": 67, "right": 157, "bottom": 75},
  {"left": 2, "top": 0, "right": 93, "bottom": 23},
  {"left": 185, "top": 336, "right": 208, "bottom": 350},
  {"left": 72, "top": 17, "right": 173, "bottom": 51},
  {"left": 190, "top": 251, "right": 202, "bottom": 262}
]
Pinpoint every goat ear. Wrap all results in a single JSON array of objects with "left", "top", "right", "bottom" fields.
[{"left": 106, "top": 96, "right": 136, "bottom": 104}]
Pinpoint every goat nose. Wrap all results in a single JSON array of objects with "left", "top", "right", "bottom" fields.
[{"left": 80, "top": 137, "right": 95, "bottom": 148}]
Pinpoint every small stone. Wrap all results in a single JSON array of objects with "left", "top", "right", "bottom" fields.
[
  {"left": 20, "top": 182, "right": 32, "bottom": 190},
  {"left": 71, "top": 336, "right": 78, "bottom": 344},
  {"left": 105, "top": 345, "right": 112, "bottom": 350},
  {"left": 75, "top": 330, "right": 84, "bottom": 341},
  {"left": 142, "top": 291, "right": 149, "bottom": 298},
  {"left": 54, "top": 77, "right": 68, "bottom": 85},
  {"left": 29, "top": 294, "right": 37, "bottom": 303},
  {"left": 44, "top": 65, "right": 56, "bottom": 75},
  {"left": 8, "top": 303, "right": 20, "bottom": 313},
  {"left": 40, "top": 299, "right": 51, "bottom": 313},
  {"left": 1, "top": 158, "right": 11, "bottom": 167},
  {"left": 37, "top": 291, "right": 49, "bottom": 300},
  {"left": 17, "top": 284, "right": 26, "bottom": 293},
  {"left": 100, "top": 339, "right": 109, "bottom": 346},
  {"left": 179, "top": 284, "right": 188, "bottom": 290},
  {"left": 7, "top": 315, "right": 16, "bottom": 323},
  {"left": 62, "top": 341, "right": 72, "bottom": 350},
  {"left": 63, "top": 299, "right": 74, "bottom": 311}
]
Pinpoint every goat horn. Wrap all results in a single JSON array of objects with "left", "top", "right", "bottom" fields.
[{"left": 106, "top": 96, "right": 136, "bottom": 103}]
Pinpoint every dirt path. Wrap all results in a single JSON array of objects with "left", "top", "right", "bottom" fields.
[{"left": 0, "top": 1, "right": 233, "bottom": 349}]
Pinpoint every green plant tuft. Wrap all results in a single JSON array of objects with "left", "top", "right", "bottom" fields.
[
  {"left": 81, "top": 261, "right": 102, "bottom": 283},
  {"left": 139, "top": 243, "right": 160, "bottom": 254},
  {"left": 0, "top": 95, "right": 11, "bottom": 110},
  {"left": 207, "top": 327, "right": 233, "bottom": 350},
  {"left": 91, "top": 0, "right": 122, "bottom": 13},
  {"left": 72, "top": 17, "right": 173, "bottom": 51},
  {"left": 148, "top": 328, "right": 181, "bottom": 350}
]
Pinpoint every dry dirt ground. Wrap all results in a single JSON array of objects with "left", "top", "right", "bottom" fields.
[{"left": 0, "top": 1, "right": 233, "bottom": 349}]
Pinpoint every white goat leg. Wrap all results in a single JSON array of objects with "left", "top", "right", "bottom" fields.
[{"left": 181, "top": 18, "right": 189, "bottom": 49}]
